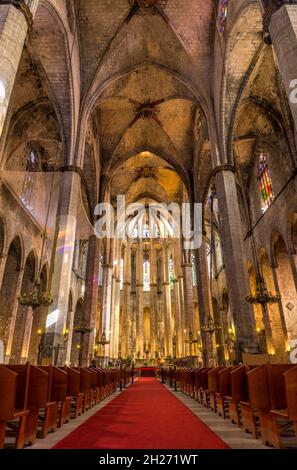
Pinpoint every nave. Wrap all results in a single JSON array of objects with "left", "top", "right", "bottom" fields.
[{"left": 2, "top": 363, "right": 295, "bottom": 451}]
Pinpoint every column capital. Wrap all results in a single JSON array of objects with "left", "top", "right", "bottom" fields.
[
  {"left": 162, "top": 281, "right": 170, "bottom": 286},
  {"left": 0, "top": 1, "right": 33, "bottom": 29},
  {"left": 212, "top": 164, "right": 236, "bottom": 177}
]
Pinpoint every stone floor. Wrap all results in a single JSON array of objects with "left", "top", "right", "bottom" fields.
[
  {"left": 28, "top": 391, "right": 122, "bottom": 450},
  {"left": 28, "top": 380, "right": 268, "bottom": 450},
  {"left": 166, "top": 386, "right": 268, "bottom": 449}
]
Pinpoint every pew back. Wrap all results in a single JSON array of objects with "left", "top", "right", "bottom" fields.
[
  {"left": 63, "top": 367, "right": 80, "bottom": 397},
  {"left": 6, "top": 364, "right": 48, "bottom": 410},
  {"left": 247, "top": 364, "right": 293, "bottom": 410},
  {"left": 218, "top": 366, "right": 233, "bottom": 396},
  {"left": 40, "top": 365, "right": 67, "bottom": 402},
  {"left": 230, "top": 365, "right": 251, "bottom": 402},
  {"left": 208, "top": 367, "right": 222, "bottom": 393},
  {"left": 5, "top": 364, "right": 30, "bottom": 411},
  {"left": 0, "top": 365, "right": 17, "bottom": 420},
  {"left": 284, "top": 365, "right": 297, "bottom": 419}
]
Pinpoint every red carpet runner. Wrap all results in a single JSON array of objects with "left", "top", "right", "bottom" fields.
[{"left": 53, "top": 378, "right": 229, "bottom": 449}]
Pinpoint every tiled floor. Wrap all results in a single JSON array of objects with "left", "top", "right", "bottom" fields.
[{"left": 28, "top": 381, "right": 268, "bottom": 450}]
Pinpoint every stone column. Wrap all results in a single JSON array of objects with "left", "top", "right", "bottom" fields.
[
  {"left": 195, "top": 238, "right": 216, "bottom": 366},
  {"left": 20, "top": 306, "right": 33, "bottom": 363},
  {"left": 182, "top": 249, "right": 195, "bottom": 356},
  {"left": 162, "top": 242, "right": 173, "bottom": 357},
  {"left": 4, "top": 265, "right": 24, "bottom": 362},
  {"left": 150, "top": 239, "right": 158, "bottom": 358},
  {"left": 0, "top": 1, "right": 37, "bottom": 138},
  {"left": 101, "top": 262, "right": 113, "bottom": 359},
  {"left": 172, "top": 241, "right": 183, "bottom": 358},
  {"left": 122, "top": 241, "right": 131, "bottom": 358},
  {"left": 135, "top": 239, "right": 144, "bottom": 358},
  {"left": 215, "top": 168, "right": 258, "bottom": 357},
  {"left": 65, "top": 307, "right": 75, "bottom": 364},
  {"left": 45, "top": 171, "right": 80, "bottom": 364},
  {"left": 81, "top": 235, "right": 100, "bottom": 365},
  {"left": 0, "top": 251, "right": 7, "bottom": 290},
  {"left": 110, "top": 239, "right": 121, "bottom": 359},
  {"left": 266, "top": 3, "right": 297, "bottom": 136}
]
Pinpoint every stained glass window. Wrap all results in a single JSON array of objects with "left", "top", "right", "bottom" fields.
[
  {"left": 143, "top": 223, "right": 150, "bottom": 238},
  {"left": 219, "top": 0, "right": 228, "bottom": 33},
  {"left": 98, "top": 253, "right": 103, "bottom": 287},
  {"left": 258, "top": 153, "right": 274, "bottom": 213},
  {"left": 22, "top": 150, "right": 37, "bottom": 209},
  {"left": 143, "top": 259, "right": 150, "bottom": 292},
  {"left": 191, "top": 253, "right": 197, "bottom": 287}
]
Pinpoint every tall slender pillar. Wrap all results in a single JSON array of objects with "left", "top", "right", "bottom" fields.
[
  {"left": 122, "top": 241, "right": 131, "bottom": 358},
  {"left": 162, "top": 242, "right": 173, "bottom": 357},
  {"left": 182, "top": 250, "right": 195, "bottom": 356},
  {"left": 172, "top": 241, "right": 183, "bottom": 358},
  {"left": 4, "top": 265, "right": 24, "bottom": 362},
  {"left": 136, "top": 239, "right": 144, "bottom": 357},
  {"left": 45, "top": 171, "right": 80, "bottom": 364},
  {"left": 81, "top": 235, "right": 100, "bottom": 365},
  {"left": 195, "top": 239, "right": 216, "bottom": 365},
  {"left": 110, "top": 239, "right": 121, "bottom": 359},
  {"left": 0, "top": 1, "right": 37, "bottom": 138},
  {"left": 101, "top": 261, "right": 113, "bottom": 359},
  {"left": 150, "top": 239, "right": 158, "bottom": 358},
  {"left": 264, "top": 2, "right": 297, "bottom": 136},
  {"left": 215, "top": 168, "right": 258, "bottom": 356}
]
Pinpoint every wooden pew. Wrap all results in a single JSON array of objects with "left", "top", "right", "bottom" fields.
[
  {"left": 5, "top": 364, "right": 49, "bottom": 446},
  {"left": 226, "top": 365, "right": 252, "bottom": 427},
  {"left": 0, "top": 365, "right": 28, "bottom": 449},
  {"left": 74, "top": 367, "right": 92, "bottom": 412},
  {"left": 207, "top": 367, "right": 223, "bottom": 412},
  {"left": 40, "top": 365, "right": 70, "bottom": 428},
  {"left": 87, "top": 368, "right": 99, "bottom": 406},
  {"left": 201, "top": 368, "right": 213, "bottom": 407},
  {"left": 194, "top": 367, "right": 207, "bottom": 404},
  {"left": 215, "top": 366, "right": 234, "bottom": 419},
  {"left": 245, "top": 364, "right": 294, "bottom": 447},
  {"left": 63, "top": 366, "right": 84, "bottom": 418}
]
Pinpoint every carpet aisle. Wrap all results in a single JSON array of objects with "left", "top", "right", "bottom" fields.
[{"left": 53, "top": 378, "right": 229, "bottom": 449}]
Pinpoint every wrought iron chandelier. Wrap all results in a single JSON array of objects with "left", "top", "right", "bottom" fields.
[
  {"left": 74, "top": 322, "right": 93, "bottom": 336},
  {"left": 96, "top": 331, "right": 110, "bottom": 347},
  {"left": 184, "top": 330, "right": 200, "bottom": 345},
  {"left": 245, "top": 276, "right": 281, "bottom": 305},
  {"left": 18, "top": 284, "right": 53, "bottom": 309},
  {"left": 201, "top": 316, "right": 221, "bottom": 335}
]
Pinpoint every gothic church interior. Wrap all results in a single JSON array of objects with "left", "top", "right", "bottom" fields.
[{"left": 0, "top": 0, "right": 296, "bottom": 452}]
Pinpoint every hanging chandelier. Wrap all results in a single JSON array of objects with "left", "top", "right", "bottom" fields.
[
  {"left": 96, "top": 331, "right": 110, "bottom": 352},
  {"left": 246, "top": 276, "right": 281, "bottom": 305},
  {"left": 201, "top": 316, "right": 221, "bottom": 335},
  {"left": 184, "top": 330, "right": 199, "bottom": 345},
  {"left": 74, "top": 321, "right": 93, "bottom": 336},
  {"left": 18, "top": 284, "right": 53, "bottom": 309}
]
